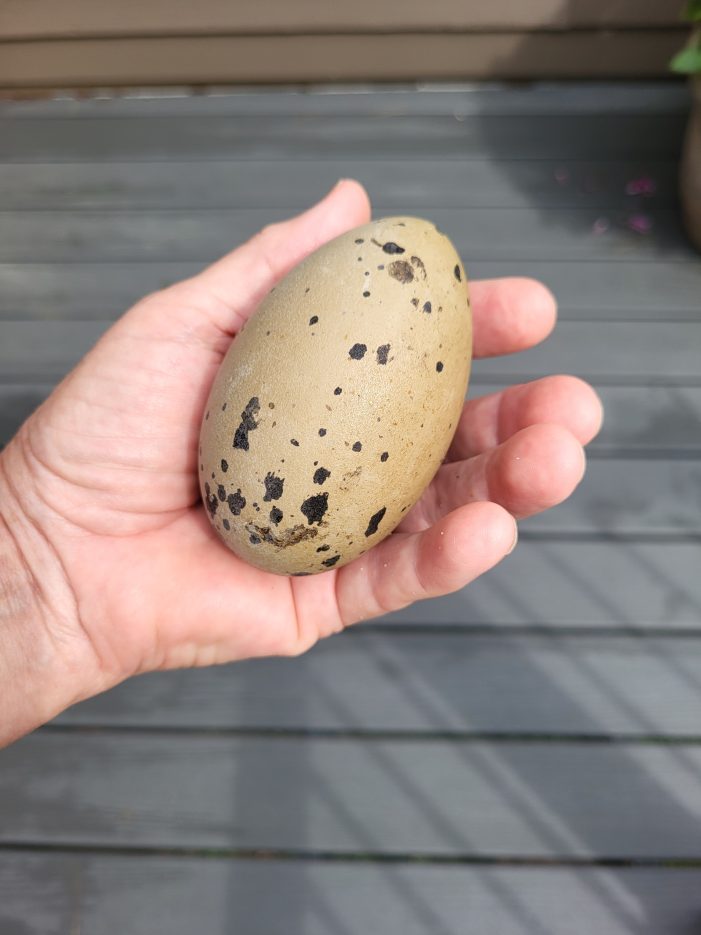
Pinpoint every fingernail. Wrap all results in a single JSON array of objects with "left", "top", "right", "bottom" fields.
[{"left": 507, "top": 522, "right": 518, "bottom": 555}]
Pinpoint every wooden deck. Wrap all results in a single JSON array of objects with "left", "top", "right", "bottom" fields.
[{"left": 1, "top": 83, "right": 701, "bottom": 933}]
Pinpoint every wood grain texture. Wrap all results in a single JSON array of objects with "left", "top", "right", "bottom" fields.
[
  {"left": 0, "top": 33, "right": 685, "bottom": 88},
  {"left": 0, "top": 159, "right": 679, "bottom": 210},
  {"left": 1, "top": 853, "right": 701, "bottom": 935},
  {"left": 57, "top": 632, "right": 701, "bottom": 736},
  {"left": 0, "top": 0, "right": 684, "bottom": 39},
  {"left": 0, "top": 114, "right": 686, "bottom": 163},
  {"left": 3, "top": 260, "right": 700, "bottom": 322},
  {"left": 4, "top": 732, "right": 701, "bottom": 857}
]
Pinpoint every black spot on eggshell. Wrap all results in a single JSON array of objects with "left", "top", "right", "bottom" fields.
[
  {"left": 363, "top": 291, "right": 371, "bottom": 298},
  {"left": 377, "top": 264, "right": 385, "bottom": 270},
  {"left": 204, "top": 482, "right": 218, "bottom": 516},
  {"left": 223, "top": 519, "right": 230, "bottom": 531},
  {"left": 293, "top": 571, "right": 311, "bottom": 576},
  {"left": 316, "top": 544, "right": 331, "bottom": 552},
  {"left": 270, "top": 506, "right": 283, "bottom": 525},
  {"left": 319, "top": 428, "right": 327, "bottom": 436},
  {"left": 388, "top": 261, "right": 414, "bottom": 284},
  {"left": 313, "top": 467, "right": 331, "bottom": 485},
  {"left": 227, "top": 489, "right": 246, "bottom": 515},
  {"left": 365, "top": 506, "right": 387, "bottom": 537},
  {"left": 381, "top": 241, "right": 405, "bottom": 255},
  {"left": 376, "top": 344, "right": 390, "bottom": 365},
  {"left": 291, "top": 438, "right": 299, "bottom": 447},
  {"left": 205, "top": 410, "right": 209, "bottom": 421},
  {"left": 263, "top": 472, "right": 284, "bottom": 502},
  {"left": 355, "top": 238, "right": 364, "bottom": 244},
  {"left": 411, "top": 256, "right": 426, "bottom": 279},
  {"left": 334, "top": 387, "right": 342, "bottom": 395},
  {"left": 349, "top": 343, "right": 367, "bottom": 360},
  {"left": 411, "top": 298, "right": 419, "bottom": 307},
  {"left": 352, "top": 441, "right": 362, "bottom": 452},
  {"left": 423, "top": 301, "right": 432, "bottom": 314},
  {"left": 217, "top": 484, "right": 226, "bottom": 502},
  {"left": 301, "top": 492, "right": 329, "bottom": 525},
  {"left": 233, "top": 396, "right": 260, "bottom": 451},
  {"left": 222, "top": 402, "right": 227, "bottom": 411},
  {"left": 454, "top": 264, "right": 462, "bottom": 281},
  {"left": 381, "top": 451, "right": 389, "bottom": 462},
  {"left": 309, "top": 315, "right": 318, "bottom": 325},
  {"left": 221, "top": 459, "right": 229, "bottom": 473},
  {"left": 436, "top": 361, "right": 444, "bottom": 372},
  {"left": 250, "top": 534, "right": 262, "bottom": 545},
  {"left": 322, "top": 555, "right": 341, "bottom": 567}
]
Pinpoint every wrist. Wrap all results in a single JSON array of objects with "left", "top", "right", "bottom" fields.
[{"left": 0, "top": 435, "right": 102, "bottom": 745}]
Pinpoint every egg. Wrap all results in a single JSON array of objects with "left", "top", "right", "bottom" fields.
[{"left": 198, "top": 216, "right": 472, "bottom": 575}]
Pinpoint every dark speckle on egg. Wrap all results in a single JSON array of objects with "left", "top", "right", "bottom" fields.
[
  {"left": 221, "top": 459, "right": 228, "bottom": 473},
  {"left": 227, "top": 489, "right": 246, "bottom": 515},
  {"left": 376, "top": 344, "right": 390, "bottom": 365},
  {"left": 290, "top": 438, "right": 299, "bottom": 446},
  {"left": 319, "top": 428, "right": 327, "bottom": 436},
  {"left": 436, "top": 361, "right": 444, "bottom": 372},
  {"left": 313, "top": 467, "right": 331, "bottom": 485},
  {"left": 454, "top": 264, "right": 462, "bottom": 281},
  {"left": 263, "top": 472, "right": 284, "bottom": 501},
  {"left": 382, "top": 242, "right": 405, "bottom": 255},
  {"left": 316, "top": 544, "right": 331, "bottom": 552},
  {"left": 301, "top": 492, "right": 329, "bottom": 525},
  {"left": 309, "top": 315, "right": 318, "bottom": 325},
  {"left": 365, "top": 506, "right": 387, "bottom": 537},
  {"left": 423, "top": 301, "right": 432, "bottom": 314},
  {"left": 223, "top": 519, "right": 230, "bottom": 531},
  {"left": 249, "top": 533, "right": 262, "bottom": 545},
  {"left": 381, "top": 451, "right": 389, "bottom": 462},
  {"left": 217, "top": 484, "right": 226, "bottom": 502},
  {"left": 204, "top": 482, "right": 218, "bottom": 516},
  {"left": 388, "top": 260, "right": 414, "bottom": 284},
  {"left": 322, "top": 554, "right": 341, "bottom": 567},
  {"left": 363, "top": 291, "right": 371, "bottom": 298},
  {"left": 270, "top": 506, "right": 283, "bottom": 525},
  {"left": 233, "top": 396, "right": 260, "bottom": 451},
  {"left": 349, "top": 343, "right": 367, "bottom": 360},
  {"left": 352, "top": 441, "right": 362, "bottom": 452},
  {"left": 334, "top": 387, "right": 342, "bottom": 395},
  {"left": 355, "top": 238, "right": 364, "bottom": 244}
]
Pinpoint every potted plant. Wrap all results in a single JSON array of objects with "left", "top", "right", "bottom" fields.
[{"left": 671, "top": 1, "right": 701, "bottom": 251}]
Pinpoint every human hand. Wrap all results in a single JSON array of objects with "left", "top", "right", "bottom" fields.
[{"left": 0, "top": 180, "right": 601, "bottom": 732}]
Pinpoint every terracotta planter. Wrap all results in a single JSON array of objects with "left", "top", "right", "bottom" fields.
[{"left": 680, "top": 76, "right": 701, "bottom": 252}]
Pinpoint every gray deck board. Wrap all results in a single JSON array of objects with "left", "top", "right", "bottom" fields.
[
  {"left": 2, "top": 855, "right": 701, "bottom": 935},
  {"left": 56, "top": 633, "right": 701, "bottom": 736},
  {"left": 4, "top": 260, "right": 700, "bottom": 322},
  {"left": 4, "top": 732, "right": 701, "bottom": 858},
  {"left": 0, "top": 207, "right": 691, "bottom": 263},
  {"left": 0, "top": 114, "right": 685, "bottom": 163},
  {"left": 0, "top": 159, "right": 679, "bottom": 210}
]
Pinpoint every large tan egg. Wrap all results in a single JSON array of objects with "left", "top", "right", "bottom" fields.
[{"left": 199, "top": 216, "right": 472, "bottom": 575}]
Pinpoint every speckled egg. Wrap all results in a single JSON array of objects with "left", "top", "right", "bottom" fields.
[{"left": 198, "top": 216, "right": 472, "bottom": 575}]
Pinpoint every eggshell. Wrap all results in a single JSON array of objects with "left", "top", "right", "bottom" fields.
[{"left": 199, "top": 216, "right": 472, "bottom": 575}]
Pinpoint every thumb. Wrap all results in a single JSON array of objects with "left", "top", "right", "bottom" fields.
[{"left": 189, "top": 178, "right": 371, "bottom": 334}]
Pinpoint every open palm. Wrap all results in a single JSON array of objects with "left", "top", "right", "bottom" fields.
[{"left": 6, "top": 180, "right": 601, "bottom": 690}]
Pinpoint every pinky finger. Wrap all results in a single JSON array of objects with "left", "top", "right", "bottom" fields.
[{"left": 334, "top": 501, "right": 518, "bottom": 628}]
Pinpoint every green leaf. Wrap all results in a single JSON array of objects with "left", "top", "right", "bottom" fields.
[
  {"left": 670, "top": 46, "right": 701, "bottom": 73},
  {"left": 683, "top": 0, "right": 701, "bottom": 22}
]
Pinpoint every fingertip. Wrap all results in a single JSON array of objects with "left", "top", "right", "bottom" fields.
[{"left": 420, "top": 500, "right": 517, "bottom": 591}]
